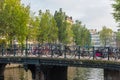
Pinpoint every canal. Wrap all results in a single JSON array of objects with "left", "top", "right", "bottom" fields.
[{"left": 4, "top": 65, "right": 103, "bottom": 80}]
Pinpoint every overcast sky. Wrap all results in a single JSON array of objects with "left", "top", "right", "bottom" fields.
[{"left": 21, "top": 0, "right": 118, "bottom": 31}]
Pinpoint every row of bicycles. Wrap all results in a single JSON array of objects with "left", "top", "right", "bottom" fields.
[
  {"left": 0, "top": 44, "right": 120, "bottom": 60},
  {"left": 0, "top": 44, "right": 92, "bottom": 58},
  {"left": 94, "top": 47, "right": 120, "bottom": 60}
]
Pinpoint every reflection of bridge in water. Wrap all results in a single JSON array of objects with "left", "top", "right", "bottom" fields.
[{"left": 0, "top": 44, "right": 120, "bottom": 80}]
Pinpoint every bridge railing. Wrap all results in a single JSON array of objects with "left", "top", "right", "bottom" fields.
[{"left": 0, "top": 44, "right": 120, "bottom": 61}]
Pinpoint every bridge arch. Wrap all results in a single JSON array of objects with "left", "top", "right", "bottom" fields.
[
  {"left": 0, "top": 63, "right": 6, "bottom": 80},
  {"left": 24, "top": 64, "right": 68, "bottom": 80}
]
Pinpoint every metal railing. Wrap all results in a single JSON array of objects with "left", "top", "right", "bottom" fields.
[{"left": 0, "top": 44, "right": 120, "bottom": 61}]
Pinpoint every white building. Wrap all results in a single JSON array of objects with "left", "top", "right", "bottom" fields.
[
  {"left": 89, "top": 29, "right": 117, "bottom": 47},
  {"left": 89, "top": 29, "right": 101, "bottom": 47}
]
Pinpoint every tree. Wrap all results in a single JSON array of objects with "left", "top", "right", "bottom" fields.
[
  {"left": 54, "top": 8, "right": 66, "bottom": 43},
  {"left": 37, "top": 10, "right": 58, "bottom": 43},
  {"left": 61, "top": 21, "right": 73, "bottom": 44},
  {"left": 0, "top": 0, "right": 7, "bottom": 37},
  {"left": 27, "top": 16, "right": 40, "bottom": 43},
  {"left": 0, "top": 0, "right": 30, "bottom": 45},
  {"left": 112, "top": 0, "right": 120, "bottom": 23},
  {"left": 72, "top": 20, "right": 91, "bottom": 46},
  {"left": 0, "top": 0, "right": 4, "bottom": 11},
  {"left": 99, "top": 26, "right": 113, "bottom": 47},
  {"left": 72, "top": 20, "right": 81, "bottom": 45},
  {"left": 116, "top": 31, "right": 120, "bottom": 47},
  {"left": 54, "top": 8, "right": 73, "bottom": 44},
  {"left": 48, "top": 17, "right": 58, "bottom": 43},
  {"left": 83, "top": 27, "right": 91, "bottom": 46},
  {"left": 112, "top": 0, "right": 120, "bottom": 47}
]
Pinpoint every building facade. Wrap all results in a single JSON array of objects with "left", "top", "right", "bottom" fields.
[
  {"left": 89, "top": 29, "right": 101, "bottom": 47},
  {"left": 89, "top": 29, "right": 117, "bottom": 47}
]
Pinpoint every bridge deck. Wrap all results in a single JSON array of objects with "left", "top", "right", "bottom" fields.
[
  {"left": 0, "top": 56, "right": 120, "bottom": 70},
  {"left": 0, "top": 45, "right": 120, "bottom": 70}
]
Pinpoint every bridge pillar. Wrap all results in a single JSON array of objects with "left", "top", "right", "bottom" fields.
[
  {"left": 28, "top": 64, "right": 44, "bottom": 80},
  {"left": 43, "top": 66, "right": 68, "bottom": 80},
  {"left": 104, "top": 69, "right": 120, "bottom": 80},
  {"left": 0, "top": 64, "right": 6, "bottom": 80}
]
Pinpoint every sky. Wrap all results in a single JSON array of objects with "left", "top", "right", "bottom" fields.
[{"left": 21, "top": 0, "right": 118, "bottom": 31}]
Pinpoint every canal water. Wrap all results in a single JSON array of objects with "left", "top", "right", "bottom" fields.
[
  {"left": 68, "top": 67, "right": 103, "bottom": 80},
  {"left": 4, "top": 66, "right": 103, "bottom": 80}
]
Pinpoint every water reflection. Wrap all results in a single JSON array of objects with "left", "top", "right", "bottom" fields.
[
  {"left": 73, "top": 68, "right": 103, "bottom": 80},
  {"left": 4, "top": 66, "right": 103, "bottom": 80},
  {"left": 87, "top": 68, "right": 103, "bottom": 80},
  {"left": 4, "top": 67, "right": 32, "bottom": 80}
]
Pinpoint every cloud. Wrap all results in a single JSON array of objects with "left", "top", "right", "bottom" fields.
[{"left": 21, "top": 0, "right": 118, "bottom": 31}]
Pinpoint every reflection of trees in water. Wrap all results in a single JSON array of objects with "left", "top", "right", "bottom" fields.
[
  {"left": 4, "top": 67, "right": 32, "bottom": 80},
  {"left": 19, "top": 68, "right": 24, "bottom": 80},
  {"left": 73, "top": 67, "right": 88, "bottom": 80},
  {"left": 8, "top": 76, "right": 13, "bottom": 80},
  {"left": 4, "top": 66, "right": 103, "bottom": 80},
  {"left": 73, "top": 68, "right": 103, "bottom": 80},
  {"left": 87, "top": 68, "right": 103, "bottom": 80}
]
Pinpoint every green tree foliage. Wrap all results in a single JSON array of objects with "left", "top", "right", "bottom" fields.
[
  {"left": 37, "top": 10, "right": 58, "bottom": 43},
  {"left": 0, "top": 1, "right": 92, "bottom": 46},
  {"left": 83, "top": 28, "right": 91, "bottom": 46},
  {"left": 54, "top": 8, "right": 73, "bottom": 44},
  {"left": 0, "top": 0, "right": 5, "bottom": 41},
  {"left": 112, "top": 0, "right": 120, "bottom": 23},
  {"left": 72, "top": 20, "right": 81, "bottom": 45},
  {"left": 99, "top": 26, "right": 113, "bottom": 47},
  {"left": 27, "top": 15, "right": 40, "bottom": 43},
  {"left": 0, "top": 0, "right": 30, "bottom": 45},
  {"left": 0, "top": 0, "right": 4, "bottom": 11},
  {"left": 112, "top": 0, "right": 120, "bottom": 47},
  {"left": 116, "top": 31, "right": 120, "bottom": 47},
  {"left": 62, "top": 21, "right": 73, "bottom": 44},
  {"left": 54, "top": 8, "right": 66, "bottom": 43},
  {"left": 48, "top": 17, "right": 58, "bottom": 42},
  {"left": 72, "top": 20, "right": 91, "bottom": 46}
]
